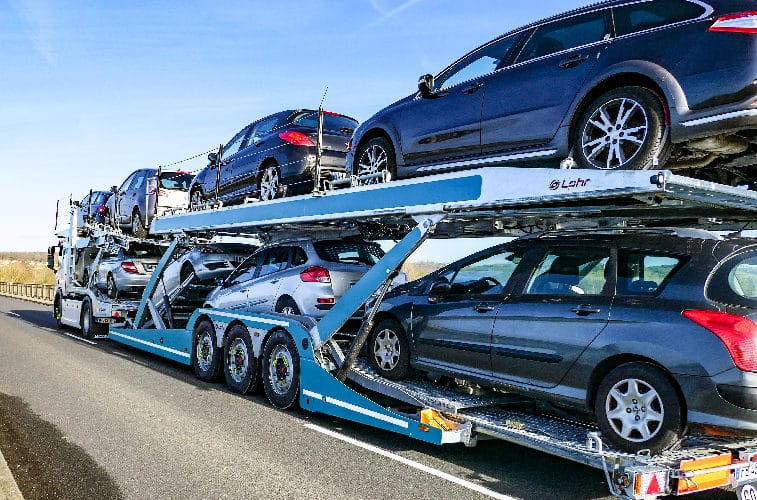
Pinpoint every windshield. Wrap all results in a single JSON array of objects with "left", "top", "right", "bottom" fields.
[
  {"left": 314, "top": 240, "right": 384, "bottom": 266},
  {"left": 159, "top": 172, "right": 193, "bottom": 190},
  {"left": 290, "top": 111, "right": 358, "bottom": 135}
]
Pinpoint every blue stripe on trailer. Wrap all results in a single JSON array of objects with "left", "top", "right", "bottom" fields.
[
  {"left": 109, "top": 327, "right": 192, "bottom": 365},
  {"left": 151, "top": 173, "right": 482, "bottom": 234}
]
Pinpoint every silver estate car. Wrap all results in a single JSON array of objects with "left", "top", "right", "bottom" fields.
[
  {"left": 95, "top": 242, "right": 165, "bottom": 299},
  {"left": 204, "top": 238, "right": 385, "bottom": 317}
]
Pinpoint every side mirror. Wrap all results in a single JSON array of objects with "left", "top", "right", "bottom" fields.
[
  {"left": 215, "top": 277, "right": 225, "bottom": 287},
  {"left": 110, "top": 186, "right": 118, "bottom": 194},
  {"left": 208, "top": 152, "right": 218, "bottom": 165},
  {"left": 418, "top": 74, "right": 435, "bottom": 98},
  {"left": 47, "top": 246, "right": 56, "bottom": 271},
  {"left": 428, "top": 278, "right": 450, "bottom": 303}
]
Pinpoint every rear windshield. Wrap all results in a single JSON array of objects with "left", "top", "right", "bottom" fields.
[
  {"left": 159, "top": 171, "right": 193, "bottom": 190},
  {"left": 708, "top": 250, "right": 757, "bottom": 308},
  {"left": 313, "top": 240, "right": 384, "bottom": 266},
  {"left": 91, "top": 192, "right": 111, "bottom": 205},
  {"left": 290, "top": 111, "right": 358, "bottom": 135},
  {"left": 125, "top": 243, "right": 165, "bottom": 258}
]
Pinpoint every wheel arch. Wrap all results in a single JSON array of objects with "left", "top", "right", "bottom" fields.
[
  {"left": 353, "top": 127, "right": 401, "bottom": 171},
  {"left": 587, "top": 354, "right": 687, "bottom": 421}
]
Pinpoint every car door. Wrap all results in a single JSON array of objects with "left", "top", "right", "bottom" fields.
[
  {"left": 492, "top": 244, "right": 613, "bottom": 388},
  {"left": 212, "top": 252, "right": 262, "bottom": 310},
  {"left": 235, "top": 116, "right": 280, "bottom": 198},
  {"left": 244, "top": 246, "right": 289, "bottom": 312},
  {"left": 114, "top": 172, "right": 136, "bottom": 225},
  {"left": 481, "top": 9, "right": 611, "bottom": 154},
  {"left": 216, "top": 127, "right": 251, "bottom": 201},
  {"left": 119, "top": 171, "right": 146, "bottom": 225},
  {"left": 411, "top": 246, "right": 523, "bottom": 378},
  {"left": 396, "top": 34, "right": 522, "bottom": 171}
]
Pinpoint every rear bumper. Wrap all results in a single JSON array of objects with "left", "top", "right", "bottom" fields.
[{"left": 673, "top": 95, "right": 757, "bottom": 142}]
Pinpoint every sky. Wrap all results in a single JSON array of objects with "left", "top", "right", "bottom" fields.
[{"left": 0, "top": 0, "right": 588, "bottom": 256}]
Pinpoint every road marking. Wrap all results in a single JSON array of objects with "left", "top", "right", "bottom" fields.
[
  {"left": 6, "top": 312, "right": 21, "bottom": 318},
  {"left": 57, "top": 330, "right": 97, "bottom": 345},
  {"left": 304, "top": 423, "right": 518, "bottom": 500}
]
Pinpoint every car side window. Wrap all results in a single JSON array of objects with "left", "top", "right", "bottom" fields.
[
  {"left": 221, "top": 128, "right": 249, "bottom": 162},
  {"left": 291, "top": 246, "right": 308, "bottom": 266},
  {"left": 248, "top": 117, "right": 279, "bottom": 145},
  {"left": 226, "top": 253, "right": 261, "bottom": 285},
  {"left": 618, "top": 252, "right": 683, "bottom": 296},
  {"left": 613, "top": 1, "right": 706, "bottom": 36},
  {"left": 516, "top": 11, "right": 608, "bottom": 63},
  {"left": 438, "top": 34, "right": 520, "bottom": 91},
  {"left": 258, "top": 247, "right": 289, "bottom": 278},
  {"left": 129, "top": 172, "right": 145, "bottom": 191},
  {"left": 447, "top": 249, "right": 522, "bottom": 296},
  {"left": 119, "top": 173, "right": 135, "bottom": 193},
  {"left": 526, "top": 247, "right": 610, "bottom": 295}
]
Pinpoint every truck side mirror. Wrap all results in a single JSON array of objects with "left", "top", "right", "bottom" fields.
[
  {"left": 418, "top": 74, "right": 435, "bottom": 98},
  {"left": 47, "top": 246, "right": 56, "bottom": 271}
]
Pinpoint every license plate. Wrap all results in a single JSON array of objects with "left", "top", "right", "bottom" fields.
[
  {"left": 96, "top": 317, "right": 115, "bottom": 324},
  {"left": 736, "top": 462, "right": 757, "bottom": 483}
]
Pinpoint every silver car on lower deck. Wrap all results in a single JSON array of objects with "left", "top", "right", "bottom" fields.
[
  {"left": 94, "top": 242, "right": 166, "bottom": 298},
  {"left": 204, "top": 238, "right": 385, "bottom": 317}
]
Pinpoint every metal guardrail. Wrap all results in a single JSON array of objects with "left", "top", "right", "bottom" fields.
[{"left": 0, "top": 282, "right": 54, "bottom": 303}]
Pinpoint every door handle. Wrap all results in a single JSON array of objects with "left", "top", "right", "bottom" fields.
[
  {"left": 474, "top": 303, "right": 496, "bottom": 313},
  {"left": 571, "top": 304, "right": 601, "bottom": 316},
  {"left": 462, "top": 82, "right": 484, "bottom": 95},
  {"left": 269, "top": 279, "right": 279, "bottom": 284},
  {"left": 559, "top": 54, "right": 589, "bottom": 69}
]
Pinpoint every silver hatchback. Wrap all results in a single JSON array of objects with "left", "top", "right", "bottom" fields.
[
  {"left": 94, "top": 242, "right": 166, "bottom": 299},
  {"left": 204, "top": 239, "right": 384, "bottom": 317}
]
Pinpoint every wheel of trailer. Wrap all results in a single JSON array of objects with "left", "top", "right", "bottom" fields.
[
  {"left": 180, "top": 263, "right": 195, "bottom": 284},
  {"left": 572, "top": 86, "right": 669, "bottom": 170},
  {"left": 131, "top": 208, "right": 148, "bottom": 238},
  {"left": 595, "top": 362, "right": 683, "bottom": 454},
  {"left": 368, "top": 318, "right": 410, "bottom": 380},
  {"left": 223, "top": 324, "right": 261, "bottom": 394},
  {"left": 80, "top": 299, "right": 106, "bottom": 339},
  {"left": 355, "top": 136, "right": 396, "bottom": 183},
  {"left": 262, "top": 329, "right": 300, "bottom": 409},
  {"left": 259, "top": 163, "right": 281, "bottom": 201},
  {"left": 106, "top": 274, "right": 119, "bottom": 299},
  {"left": 192, "top": 319, "right": 222, "bottom": 382},
  {"left": 275, "top": 297, "right": 300, "bottom": 316},
  {"left": 53, "top": 293, "right": 63, "bottom": 329}
]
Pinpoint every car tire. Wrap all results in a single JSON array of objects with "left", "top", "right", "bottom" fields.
[
  {"left": 192, "top": 319, "right": 222, "bottom": 382},
  {"left": 368, "top": 318, "right": 411, "bottom": 380},
  {"left": 223, "top": 324, "right": 261, "bottom": 395},
  {"left": 106, "top": 274, "right": 119, "bottom": 299},
  {"left": 53, "top": 293, "right": 63, "bottom": 329},
  {"left": 262, "top": 329, "right": 300, "bottom": 410},
  {"left": 275, "top": 297, "right": 300, "bottom": 316},
  {"left": 180, "top": 263, "right": 195, "bottom": 284},
  {"left": 573, "top": 86, "right": 669, "bottom": 171},
  {"left": 259, "top": 164, "right": 281, "bottom": 201},
  {"left": 132, "top": 209, "right": 148, "bottom": 238},
  {"left": 595, "top": 362, "right": 683, "bottom": 454},
  {"left": 81, "top": 299, "right": 106, "bottom": 339},
  {"left": 355, "top": 136, "right": 396, "bottom": 183}
]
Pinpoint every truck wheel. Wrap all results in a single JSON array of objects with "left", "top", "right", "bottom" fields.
[
  {"left": 132, "top": 209, "right": 148, "bottom": 238},
  {"left": 368, "top": 318, "right": 410, "bottom": 380},
  {"left": 262, "top": 330, "right": 300, "bottom": 409},
  {"left": 595, "top": 363, "right": 683, "bottom": 454},
  {"left": 573, "top": 86, "right": 669, "bottom": 170},
  {"left": 192, "top": 319, "right": 221, "bottom": 382},
  {"left": 81, "top": 299, "right": 106, "bottom": 339},
  {"left": 53, "top": 293, "right": 63, "bottom": 329},
  {"left": 106, "top": 274, "right": 119, "bottom": 299},
  {"left": 224, "top": 324, "right": 261, "bottom": 394}
]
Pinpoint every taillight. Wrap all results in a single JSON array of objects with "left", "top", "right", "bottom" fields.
[
  {"left": 300, "top": 266, "right": 331, "bottom": 283},
  {"left": 317, "top": 297, "right": 335, "bottom": 304},
  {"left": 147, "top": 177, "right": 158, "bottom": 195},
  {"left": 120, "top": 261, "right": 140, "bottom": 274},
  {"left": 97, "top": 205, "right": 107, "bottom": 214},
  {"left": 709, "top": 11, "right": 757, "bottom": 34},
  {"left": 279, "top": 130, "right": 315, "bottom": 146},
  {"left": 683, "top": 310, "right": 757, "bottom": 372}
]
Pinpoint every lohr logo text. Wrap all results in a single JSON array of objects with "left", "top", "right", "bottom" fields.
[{"left": 549, "top": 178, "right": 591, "bottom": 190}]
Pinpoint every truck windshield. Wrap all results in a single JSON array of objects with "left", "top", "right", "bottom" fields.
[{"left": 160, "top": 172, "right": 193, "bottom": 191}]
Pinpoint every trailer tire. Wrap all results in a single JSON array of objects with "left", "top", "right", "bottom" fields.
[
  {"left": 81, "top": 299, "right": 106, "bottom": 339},
  {"left": 262, "top": 330, "right": 300, "bottom": 410},
  {"left": 595, "top": 362, "right": 683, "bottom": 454},
  {"left": 223, "top": 324, "right": 261, "bottom": 394},
  {"left": 192, "top": 319, "right": 221, "bottom": 382},
  {"left": 368, "top": 318, "right": 410, "bottom": 380}
]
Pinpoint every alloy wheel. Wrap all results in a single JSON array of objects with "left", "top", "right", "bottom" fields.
[
  {"left": 260, "top": 167, "right": 280, "bottom": 201},
  {"left": 581, "top": 97, "right": 649, "bottom": 170}
]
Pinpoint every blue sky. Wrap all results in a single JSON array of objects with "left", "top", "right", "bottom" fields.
[{"left": 0, "top": 0, "right": 588, "bottom": 253}]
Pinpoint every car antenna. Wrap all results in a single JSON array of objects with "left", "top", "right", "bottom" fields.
[{"left": 313, "top": 86, "right": 328, "bottom": 196}]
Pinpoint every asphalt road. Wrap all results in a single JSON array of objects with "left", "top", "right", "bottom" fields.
[{"left": 0, "top": 296, "right": 737, "bottom": 499}]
